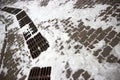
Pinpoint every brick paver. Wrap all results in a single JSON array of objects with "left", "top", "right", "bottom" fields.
[{"left": 69, "top": 21, "right": 120, "bottom": 64}]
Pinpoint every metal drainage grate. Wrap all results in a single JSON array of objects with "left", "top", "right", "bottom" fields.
[
  {"left": 28, "top": 67, "right": 51, "bottom": 80},
  {"left": 26, "top": 32, "right": 49, "bottom": 59},
  {"left": 1, "top": 7, "right": 49, "bottom": 59}
]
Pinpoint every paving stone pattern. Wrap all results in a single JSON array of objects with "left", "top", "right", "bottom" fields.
[
  {"left": 1, "top": 7, "right": 49, "bottom": 59},
  {"left": 98, "top": 3, "right": 120, "bottom": 22},
  {"left": 72, "top": 69, "right": 92, "bottom": 80},
  {"left": 70, "top": 23, "right": 120, "bottom": 63},
  {"left": 74, "top": 0, "right": 120, "bottom": 9},
  {"left": 28, "top": 67, "right": 51, "bottom": 80}
]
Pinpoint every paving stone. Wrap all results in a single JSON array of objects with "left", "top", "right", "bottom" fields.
[
  {"left": 72, "top": 69, "right": 84, "bottom": 80},
  {"left": 85, "top": 26, "right": 90, "bottom": 30},
  {"left": 106, "top": 55, "right": 118, "bottom": 63},
  {"left": 106, "top": 30, "right": 117, "bottom": 40},
  {"left": 83, "top": 41, "right": 89, "bottom": 47},
  {"left": 111, "top": 13, "right": 117, "bottom": 17},
  {"left": 74, "top": 45, "right": 79, "bottom": 49},
  {"left": 71, "top": 32, "right": 79, "bottom": 40},
  {"left": 93, "top": 49, "right": 102, "bottom": 56},
  {"left": 78, "top": 25, "right": 85, "bottom": 32},
  {"left": 87, "top": 33, "right": 97, "bottom": 43},
  {"left": 117, "top": 17, "right": 120, "bottom": 21},
  {"left": 109, "top": 36, "right": 120, "bottom": 47},
  {"left": 78, "top": 30, "right": 87, "bottom": 38},
  {"left": 87, "top": 28, "right": 95, "bottom": 36},
  {"left": 104, "top": 27, "right": 112, "bottom": 34},
  {"left": 16, "top": 11, "right": 27, "bottom": 20},
  {"left": 92, "top": 39, "right": 99, "bottom": 44},
  {"left": 104, "top": 37, "right": 110, "bottom": 43},
  {"left": 117, "top": 60, "right": 120, "bottom": 64},
  {"left": 97, "top": 32, "right": 106, "bottom": 41},
  {"left": 101, "top": 46, "right": 112, "bottom": 57},
  {"left": 66, "top": 68, "right": 72, "bottom": 78},
  {"left": 106, "top": 6, "right": 111, "bottom": 11},
  {"left": 88, "top": 45, "right": 95, "bottom": 49},
  {"left": 79, "top": 35, "right": 88, "bottom": 43},
  {"left": 82, "top": 71, "right": 91, "bottom": 80},
  {"left": 95, "top": 27, "right": 102, "bottom": 35},
  {"left": 97, "top": 55, "right": 104, "bottom": 63},
  {"left": 98, "top": 11, "right": 106, "bottom": 17},
  {"left": 117, "top": 32, "right": 120, "bottom": 38}
]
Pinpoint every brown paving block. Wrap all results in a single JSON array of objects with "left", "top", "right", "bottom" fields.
[
  {"left": 104, "top": 37, "right": 110, "bottom": 43},
  {"left": 106, "top": 6, "right": 111, "bottom": 11},
  {"left": 101, "top": 15, "right": 108, "bottom": 21},
  {"left": 106, "top": 30, "right": 117, "bottom": 40},
  {"left": 116, "top": 9, "right": 120, "bottom": 12},
  {"left": 79, "top": 35, "right": 88, "bottom": 43},
  {"left": 83, "top": 41, "right": 89, "bottom": 47},
  {"left": 88, "top": 45, "right": 95, "bottom": 49},
  {"left": 72, "top": 69, "right": 84, "bottom": 80},
  {"left": 117, "top": 13, "right": 120, "bottom": 18},
  {"left": 85, "top": 26, "right": 90, "bottom": 30},
  {"left": 117, "top": 60, "right": 120, "bottom": 64},
  {"left": 106, "top": 55, "right": 118, "bottom": 63},
  {"left": 78, "top": 25, "right": 85, "bottom": 32},
  {"left": 78, "top": 30, "right": 87, "bottom": 38},
  {"left": 74, "top": 45, "right": 79, "bottom": 49},
  {"left": 101, "top": 46, "right": 112, "bottom": 57},
  {"left": 117, "top": 32, "right": 120, "bottom": 38},
  {"left": 95, "top": 27, "right": 102, "bottom": 35},
  {"left": 97, "top": 55, "right": 104, "bottom": 63},
  {"left": 117, "top": 17, "right": 120, "bottom": 21},
  {"left": 92, "top": 39, "right": 99, "bottom": 44},
  {"left": 98, "top": 11, "right": 106, "bottom": 17},
  {"left": 109, "top": 36, "right": 120, "bottom": 47},
  {"left": 66, "top": 68, "right": 72, "bottom": 78},
  {"left": 104, "top": 27, "right": 112, "bottom": 34},
  {"left": 111, "top": 13, "right": 118, "bottom": 17},
  {"left": 87, "top": 28, "right": 95, "bottom": 36},
  {"left": 71, "top": 32, "right": 79, "bottom": 40},
  {"left": 93, "top": 49, "right": 102, "bottom": 56},
  {"left": 87, "top": 33, "right": 97, "bottom": 43},
  {"left": 82, "top": 71, "right": 91, "bottom": 80},
  {"left": 97, "top": 32, "right": 106, "bottom": 41}
]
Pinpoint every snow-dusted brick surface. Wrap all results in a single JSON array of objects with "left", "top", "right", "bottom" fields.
[{"left": 0, "top": 0, "right": 120, "bottom": 80}]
